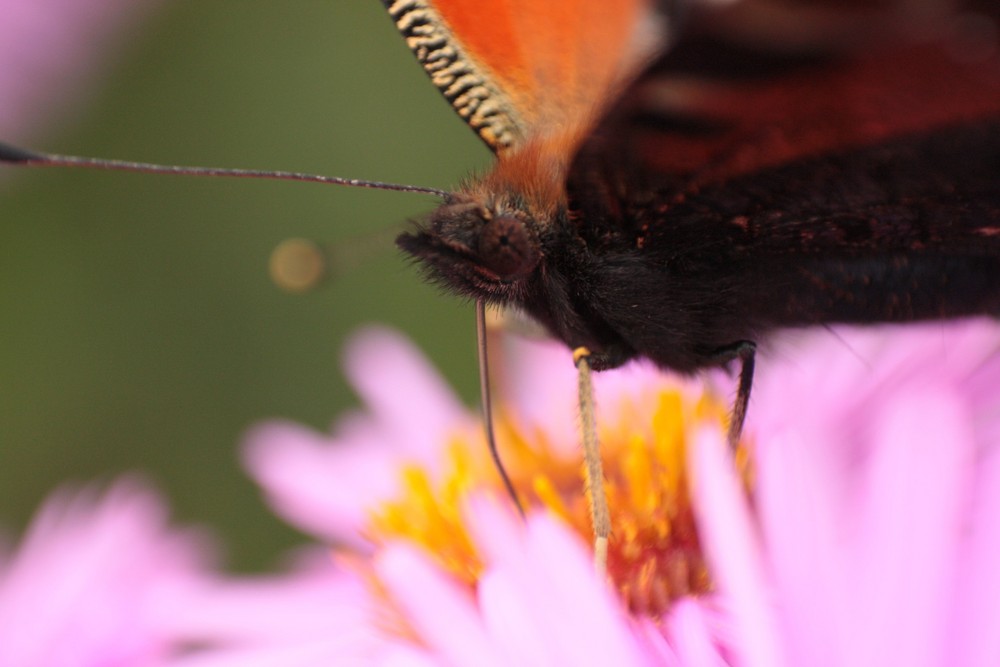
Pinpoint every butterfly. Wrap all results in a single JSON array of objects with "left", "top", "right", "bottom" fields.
[
  {"left": 381, "top": 0, "right": 1000, "bottom": 551},
  {"left": 389, "top": 1, "right": 1000, "bottom": 406}
]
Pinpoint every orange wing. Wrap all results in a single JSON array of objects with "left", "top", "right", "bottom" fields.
[{"left": 381, "top": 0, "right": 670, "bottom": 153}]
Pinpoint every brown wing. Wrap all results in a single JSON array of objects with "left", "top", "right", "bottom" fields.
[{"left": 596, "top": 1, "right": 1000, "bottom": 194}]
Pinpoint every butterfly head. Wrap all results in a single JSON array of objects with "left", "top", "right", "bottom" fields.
[{"left": 397, "top": 190, "right": 544, "bottom": 301}]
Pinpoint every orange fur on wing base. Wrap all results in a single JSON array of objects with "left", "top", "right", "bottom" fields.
[{"left": 475, "top": 131, "right": 590, "bottom": 220}]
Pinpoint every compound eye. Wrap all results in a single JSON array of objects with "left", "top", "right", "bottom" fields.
[{"left": 477, "top": 215, "right": 539, "bottom": 278}]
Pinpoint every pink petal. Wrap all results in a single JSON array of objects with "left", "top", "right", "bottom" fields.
[
  {"left": 664, "top": 599, "right": 728, "bottom": 667},
  {"left": 344, "top": 326, "right": 470, "bottom": 467},
  {"left": 170, "top": 561, "right": 370, "bottom": 644},
  {"left": 375, "top": 543, "right": 507, "bottom": 667},
  {"left": 378, "top": 646, "right": 441, "bottom": 667},
  {"left": 477, "top": 569, "right": 561, "bottom": 667},
  {"left": 166, "top": 562, "right": 378, "bottom": 667},
  {"left": 243, "top": 420, "right": 398, "bottom": 548},
  {"left": 951, "top": 442, "right": 1000, "bottom": 667},
  {"left": 0, "top": 477, "right": 213, "bottom": 666},
  {"left": 690, "top": 427, "right": 786, "bottom": 667},
  {"left": 844, "top": 392, "right": 973, "bottom": 667},
  {"left": 0, "top": 0, "right": 162, "bottom": 141},
  {"left": 169, "top": 642, "right": 362, "bottom": 667},
  {"left": 465, "top": 496, "right": 653, "bottom": 666},
  {"left": 244, "top": 327, "right": 477, "bottom": 545},
  {"left": 633, "top": 617, "right": 683, "bottom": 667},
  {"left": 756, "top": 429, "right": 852, "bottom": 667}
]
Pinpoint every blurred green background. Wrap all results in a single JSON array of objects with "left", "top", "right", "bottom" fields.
[{"left": 0, "top": 1, "right": 490, "bottom": 569}]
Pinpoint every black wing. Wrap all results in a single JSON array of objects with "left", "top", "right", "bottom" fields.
[{"left": 559, "top": 1, "right": 1000, "bottom": 370}]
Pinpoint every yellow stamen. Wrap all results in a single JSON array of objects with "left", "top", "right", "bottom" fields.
[{"left": 366, "top": 383, "right": 752, "bottom": 617}]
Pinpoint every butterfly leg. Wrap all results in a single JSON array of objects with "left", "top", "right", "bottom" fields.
[
  {"left": 710, "top": 341, "right": 757, "bottom": 450},
  {"left": 573, "top": 347, "right": 610, "bottom": 574}
]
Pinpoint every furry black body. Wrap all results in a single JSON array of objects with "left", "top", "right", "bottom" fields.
[{"left": 399, "top": 116, "right": 1000, "bottom": 374}]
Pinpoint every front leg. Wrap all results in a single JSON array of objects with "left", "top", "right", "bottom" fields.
[
  {"left": 708, "top": 340, "right": 757, "bottom": 449},
  {"left": 572, "top": 347, "right": 609, "bottom": 573}
]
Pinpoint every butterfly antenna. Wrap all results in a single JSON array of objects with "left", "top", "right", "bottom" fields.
[
  {"left": 0, "top": 142, "right": 450, "bottom": 198},
  {"left": 475, "top": 300, "right": 525, "bottom": 519}
]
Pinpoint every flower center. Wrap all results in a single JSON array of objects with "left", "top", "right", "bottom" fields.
[{"left": 366, "top": 383, "right": 751, "bottom": 618}]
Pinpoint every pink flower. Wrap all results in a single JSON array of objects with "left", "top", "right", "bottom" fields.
[
  {"left": 228, "top": 326, "right": 732, "bottom": 663},
  {"left": 192, "top": 320, "right": 1000, "bottom": 666},
  {"left": 0, "top": 0, "right": 162, "bottom": 141},
  {"left": 0, "top": 476, "right": 218, "bottom": 667},
  {"left": 697, "top": 320, "right": 1000, "bottom": 667}
]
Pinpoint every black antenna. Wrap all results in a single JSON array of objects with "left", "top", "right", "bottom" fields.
[
  {"left": 3, "top": 139, "right": 529, "bottom": 516},
  {"left": 0, "top": 142, "right": 450, "bottom": 198}
]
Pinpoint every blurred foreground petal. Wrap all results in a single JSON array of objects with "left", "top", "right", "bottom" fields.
[
  {"left": 0, "top": 0, "right": 163, "bottom": 141},
  {"left": 0, "top": 476, "right": 217, "bottom": 667}
]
